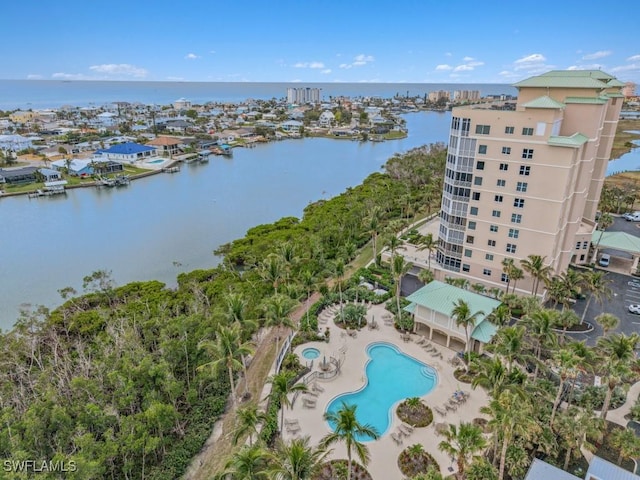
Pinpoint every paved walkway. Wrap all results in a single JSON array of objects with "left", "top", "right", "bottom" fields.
[
  {"left": 606, "top": 380, "right": 640, "bottom": 426},
  {"left": 285, "top": 303, "right": 490, "bottom": 480}
]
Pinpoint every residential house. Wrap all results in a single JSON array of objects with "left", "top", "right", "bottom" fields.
[
  {"left": 95, "top": 142, "right": 156, "bottom": 164},
  {"left": 0, "top": 134, "right": 33, "bottom": 152},
  {"left": 0, "top": 167, "right": 38, "bottom": 184},
  {"left": 404, "top": 280, "right": 500, "bottom": 352},
  {"left": 51, "top": 158, "right": 94, "bottom": 177},
  {"left": 280, "top": 120, "right": 303, "bottom": 134},
  {"left": 319, "top": 110, "right": 335, "bottom": 128},
  {"left": 146, "top": 136, "right": 181, "bottom": 157},
  {"left": 38, "top": 168, "right": 61, "bottom": 182}
]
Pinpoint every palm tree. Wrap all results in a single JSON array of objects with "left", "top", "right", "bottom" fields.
[
  {"left": 438, "top": 422, "right": 487, "bottom": 478},
  {"left": 391, "top": 255, "right": 413, "bottom": 327},
  {"left": 486, "top": 304, "right": 511, "bottom": 328},
  {"left": 592, "top": 212, "right": 614, "bottom": 262},
  {"left": 416, "top": 232, "right": 437, "bottom": 271},
  {"left": 418, "top": 268, "right": 434, "bottom": 285},
  {"left": 470, "top": 356, "right": 525, "bottom": 399},
  {"left": 299, "top": 269, "right": 317, "bottom": 332},
  {"left": 198, "top": 324, "right": 254, "bottom": 408},
  {"left": 610, "top": 427, "right": 640, "bottom": 466},
  {"left": 321, "top": 403, "right": 380, "bottom": 480},
  {"left": 549, "top": 348, "right": 580, "bottom": 427},
  {"left": 555, "top": 406, "right": 603, "bottom": 471},
  {"left": 331, "top": 259, "right": 346, "bottom": 323},
  {"left": 501, "top": 258, "right": 515, "bottom": 294},
  {"left": 597, "top": 333, "right": 640, "bottom": 419},
  {"left": 521, "top": 308, "right": 559, "bottom": 379},
  {"left": 218, "top": 444, "right": 270, "bottom": 480},
  {"left": 595, "top": 312, "right": 619, "bottom": 336},
  {"left": 509, "top": 267, "right": 524, "bottom": 294},
  {"left": 222, "top": 291, "right": 257, "bottom": 396},
  {"left": 267, "top": 436, "right": 331, "bottom": 480},
  {"left": 486, "top": 325, "right": 527, "bottom": 374},
  {"left": 385, "top": 235, "right": 405, "bottom": 258},
  {"left": 261, "top": 254, "right": 286, "bottom": 294},
  {"left": 233, "top": 403, "right": 267, "bottom": 446},
  {"left": 450, "top": 300, "right": 484, "bottom": 371},
  {"left": 263, "top": 294, "right": 296, "bottom": 355},
  {"left": 520, "top": 254, "right": 551, "bottom": 296},
  {"left": 465, "top": 457, "right": 498, "bottom": 480},
  {"left": 580, "top": 270, "right": 612, "bottom": 324},
  {"left": 366, "top": 206, "right": 382, "bottom": 265},
  {"left": 267, "top": 370, "right": 308, "bottom": 439}
]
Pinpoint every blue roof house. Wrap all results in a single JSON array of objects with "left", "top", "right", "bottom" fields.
[{"left": 95, "top": 142, "right": 156, "bottom": 164}]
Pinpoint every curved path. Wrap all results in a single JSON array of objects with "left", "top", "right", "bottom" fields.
[{"left": 606, "top": 380, "right": 640, "bottom": 426}]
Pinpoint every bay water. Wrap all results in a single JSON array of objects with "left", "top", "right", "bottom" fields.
[{"left": 0, "top": 112, "right": 451, "bottom": 329}]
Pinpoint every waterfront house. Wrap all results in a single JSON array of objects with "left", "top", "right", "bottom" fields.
[
  {"left": 404, "top": 280, "right": 500, "bottom": 352},
  {"left": 146, "top": 136, "right": 181, "bottom": 157},
  {"left": 95, "top": 142, "right": 156, "bottom": 164},
  {"left": 38, "top": 168, "right": 62, "bottom": 182},
  {"left": 0, "top": 167, "right": 38, "bottom": 184},
  {"left": 51, "top": 158, "right": 94, "bottom": 177},
  {"left": 280, "top": 120, "right": 303, "bottom": 134},
  {"left": 0, "top": 134, "right": 33, "bottom": 152},
  {"left": 319, "top": 110, "right": 335, "bottom": 128}
]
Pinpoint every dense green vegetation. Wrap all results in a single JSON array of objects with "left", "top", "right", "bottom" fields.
[{"left": 0, "top": 144, "right": 446, "bottom": 479}]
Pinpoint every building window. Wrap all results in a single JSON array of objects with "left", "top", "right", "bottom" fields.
[
  {"left": 516, "top": 181, "right": 528, "bottom": 192},
  {"left": 511, "top": 213, "right": 522, "bottom": 223},
  {"left": 576, "top": 241, "right": 581, "bottom": 249},
  {"left": 506, "top": 243, "right": 517, "bottom": 253},
  {"left": 494, "top": 195, "right": 503, "bottom": 203},
  {"left": 464, "top": 249, "right": 472, "bottom": 257},
  {"left": 472, "top": 192, "right": 481, "bottom": 200},
  {"left": 508, "top": 228, "right": 519, "bottom": 238},
  {"left": 522, "top": 127, "right": 534, "bottom": 136},
  {"left": 499, "top": 163, "right": 509, "bottom": 171},
  {"left": 490, "top": 225, "right": 498, "bottom": 233},
  {"left": 470, "top": 207, "right": 478, "bottom": 215},
  {"left": 462, "top": 263, "right": 471, "bottom": 272},
  {"left": 501, "top": 273, "right": 509, "bottom": 283},
  {"left": 505, "top": 126, "right": 514, "bottom": 134},
  {"left": 476, "top": 161, "right": 485, "bottom": 170},
  {"left": 502, "top": 146, "right": 511, "bottom": 155},
  {"left": 488, "top": 239, "right": 496, "bottom": 247},
  {"left": 474, "top": 176, "right": 483, "bottom": 185},
  {"left": 466, "top": 235, "right": 474, "bottom": 244},
  {"left": 519, "top": 165, "right": 531, "bottom": 176},
  {"left": 483, "top": 268, "right": 492, "bottom": 276},
  {"left": 468, "top": 221, "right": 476, "bottom": 230},
  {"left": 580, "top": 254, "right": 585, "bottom": 261},
  {"left": 497, "top": 179, "right": 506, "bottom": 187},
  {"left": 522, "top": 148, "right": 534, "bottom": 159},
  {"left": 513, "top": 198, "right": 525, "bottom": 208},
  {"left": 478, "top": 145, "right": 487, "bottom": 154},
  {"left": 485, "top": 253, "right": 494, "bottom": 261},
  {"left": 492, "top": 210, "right": 501, "bottom": 218},
  {"left": 475, "top": 124, "right": 491, "bottom": 134},
  {"left": 582, "top": 241, "right": 589, "bottom": 249}
]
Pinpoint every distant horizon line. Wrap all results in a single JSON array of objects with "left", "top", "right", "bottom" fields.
[{"left": 1, "top": 78, "right": 512, "bottom": 86}]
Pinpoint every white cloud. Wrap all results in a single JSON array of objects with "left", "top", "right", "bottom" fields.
[
  {"left": 89, "top": 63, "right": 148, "bottom": 78},
  {"left": 453, "top": 65, "right": 473, "bottom": 72},
  {"left": 627, "top": 54, "right": 640, "bottom": 62},
  {"left": 582, "top": 50, "right": 612, "bottom": 60},
  {"left": 293, "top": 61, "right": 325, "bottom": 69},
  {"left": 26, "top": 74, "right": 43, "bottom": 80},
  {"left": 321, "top": 69, "right": 332, "bottom": 74},
  {"left": 462, "top": 56, "right": 474, "bottom": 62},
  {"left": 435, "top": 64, "right": 452, "bottom": 71},
  {"left": 514, "top": 53, "right": 546, "bottom": 70},
  {"left": 52, "top": 72, "right": 92, "bottom": 80},
  {"left": 609, "top": 63, "right": 640, "bottom": 74},
  {"left": 340, "top": 54, "right": 375, "bottom": 69},
  {"left": 185, "top": 53, "right": 199, "bottom": 60}
]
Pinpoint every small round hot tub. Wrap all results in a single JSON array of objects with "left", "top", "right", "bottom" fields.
[{"left": 301, "top": 347, "right": 321, "bottom": 360}]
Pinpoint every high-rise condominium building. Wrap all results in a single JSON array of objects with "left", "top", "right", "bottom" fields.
[
  {"left": 286, "top": 87, "right": 322, "bottom": 105},
  {"left": 436, "top": 70, "right": 625, "bottom": 294}
]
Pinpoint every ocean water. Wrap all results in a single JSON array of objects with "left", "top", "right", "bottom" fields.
[{"left": 0, "top": 80, "right": 518, "bottom": 110}]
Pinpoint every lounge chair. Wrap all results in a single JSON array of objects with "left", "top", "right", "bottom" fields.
[
  {"left": 391, "top": 433, "right": 403, "bottom": 445},
  {"left": 286, "top": 423, "right": 301, "bottom": 434},
  {"left": 401, "top": 422, "right": 414, "bottom": 433},
  {"left": 415, "top": 336, "right": 426, "bottom": 345},
  {"left": 398, "top": 424, "right": 412, "bottom": 436},
  {"left": 302, "top": 398, "right": 316, "bottom": 409},
  {"left": 312, "top": 383, "right": 324, "bottom": 393},
  {"left": 284, "top": 418, "right": 299, "bottom": 427},
  {"left": 445, "top": 403, "right": 457, "bottom": 412},
  {"left": 305, "top": 390, "right": 319, "bottom": 397},
  {"left": 434, "top": 406, "right": 447, "bottom": 416}
]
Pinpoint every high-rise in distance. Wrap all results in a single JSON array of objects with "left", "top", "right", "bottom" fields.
[{"left": 436, "top": 70, "right": 625, "bottom": 294}]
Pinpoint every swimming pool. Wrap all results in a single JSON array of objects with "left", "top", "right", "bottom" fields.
[
  {"left": 325, "top": 342, "right": 437, "bottom": 441},
  {"left": 147, "top": 159, "right": 165, "bottom": 164},
  {"left": 302, "top": 347, "right": 320, "bottom": 360}
]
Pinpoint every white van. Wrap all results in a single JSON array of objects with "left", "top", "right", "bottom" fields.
[{"left": 599, "top": 254, "right": 611, "bottom": 267}]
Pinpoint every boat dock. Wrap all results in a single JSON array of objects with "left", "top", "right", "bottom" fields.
[
  {"left": 96, "top": 175, "right": 131, "bottom": 187},
  {"left": 198, "top": 149, "right": 211, "bottom": 162},
  {"left": 162, "top": 166, "right": 180, "bottom": 173},
  {"left": 28, "top": 180, "right": 68, "bottom": 198}
]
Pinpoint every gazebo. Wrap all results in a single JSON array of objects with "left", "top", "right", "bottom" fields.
[{"left": 404, "top": 281, "right": 501, "bottom": 353}]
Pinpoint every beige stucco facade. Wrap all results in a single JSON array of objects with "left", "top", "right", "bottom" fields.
[{"left": 434, "top": 70, "right": 624, "bottom": 294}]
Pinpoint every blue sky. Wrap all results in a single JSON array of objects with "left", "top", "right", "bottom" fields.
[{"left": 2, "top": 0, "right": 639, "bottom": 85}]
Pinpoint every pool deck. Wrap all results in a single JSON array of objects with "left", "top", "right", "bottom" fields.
[{"left": 287, "top": 303, "right": 490, "bottom": 479}]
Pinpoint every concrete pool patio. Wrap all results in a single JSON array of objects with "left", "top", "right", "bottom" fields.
[{"left": 285, "top": 302, "right": 491, "bottom": 479}]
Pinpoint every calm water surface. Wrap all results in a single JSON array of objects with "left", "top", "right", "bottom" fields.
[{"left": 0, "top": 112, "right": 451, "bottom": 329}]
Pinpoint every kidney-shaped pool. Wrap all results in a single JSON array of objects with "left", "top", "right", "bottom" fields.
[{"left": 325, "top": 342, "right": 437, "bottom": 441}]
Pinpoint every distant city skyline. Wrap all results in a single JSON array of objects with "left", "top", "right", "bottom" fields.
[{"left": 2, "top": 0, "right": 639, "bottom": 85}]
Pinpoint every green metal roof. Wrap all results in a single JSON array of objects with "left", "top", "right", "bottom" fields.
[
  {"left": 406, "top": 281, "right": 501, "bottom": 341},
  {"left": 403, "top": 303, "right": 416, "bottom": 314},
  {"left": 522, "top": 95, "right": 565, "bottom": 109},
  {"left": 592, "top": 231, "right": 640, "bottom": 254},
  {"left": 564, "top": 96, "right": 608, "bottom": 105},
  {"left": 548, "top": 133, "right": 589, "bottom": 147},
  {"left": 514, "top": 70, "right": 618, "bottom": 89}
]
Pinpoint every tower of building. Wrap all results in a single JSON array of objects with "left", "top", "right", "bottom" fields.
[{"left": 435, "top": 70, "right": 625, "bottom": 293}]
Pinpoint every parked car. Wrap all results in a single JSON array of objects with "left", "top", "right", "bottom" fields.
[
  {"left": 598, "top": 254, "right": 611, "bottom": 267},
  {"left": 625, "top": 212, "right": 640, "bottom": 221},
  {"left": 629, "top": 304, "right": 640, "bottom": 314}
]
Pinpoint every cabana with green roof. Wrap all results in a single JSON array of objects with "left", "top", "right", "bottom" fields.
[{"left": 404, "top": 281, "right": 501, "bottom": 352}]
